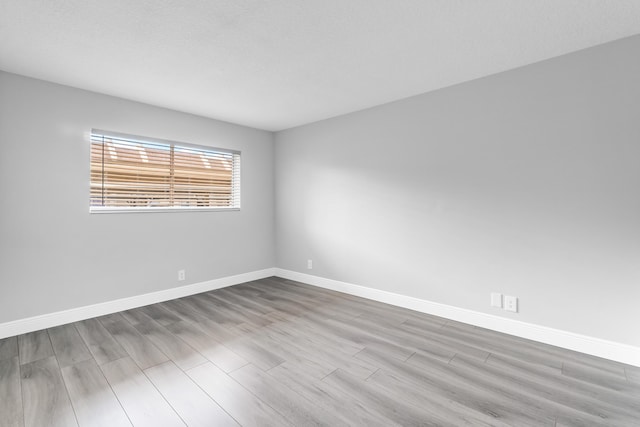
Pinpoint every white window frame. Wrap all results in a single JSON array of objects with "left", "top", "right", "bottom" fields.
[{"left": 90, "top": 129, "right": 241, "bottom": 213}]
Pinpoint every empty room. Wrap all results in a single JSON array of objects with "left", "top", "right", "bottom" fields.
[{"left": 1, "top": 1, "right": 639, "bottom": 426}]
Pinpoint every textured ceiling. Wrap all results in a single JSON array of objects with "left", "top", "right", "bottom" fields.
[{"left": 1, "top": 1, "right": 640, "bottom": 131}]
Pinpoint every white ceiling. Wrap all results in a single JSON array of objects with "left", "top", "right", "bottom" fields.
[{"left": 1, "top": 1, "right": 640, "bottom": 131}]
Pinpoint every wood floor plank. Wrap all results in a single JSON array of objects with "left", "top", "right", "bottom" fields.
[
  {"left": 626, "top": 366, "right": 640, "bottom": 384},
  {"left": 455, "top": 321, "right": 628, "bottom": 378},
  {"left": 352, "top": 307, "right": 410, "bottom": 327},
  {"left": 311, "top": 316, "right": 415, "bottom": 361},
  {"left": 100, "top": 357, "right": 184, "bottom": 427},
  {"left": 187, "top": 362, "right": 293, "bottom": 427},
  {"left": 267, "top": 361, "right": 395, "bottom": 427},
  {"left": 18, "top": 330, "right": 54, "bottom": 365},
  {"left": 3, "top": 277, "right": 639, "bottom": 425},
  {"left": 239, "top": 325, "right": 336, "bottom": 379},
  {"left": 74, "top": 318, "right": 128, "bottom": 365},
  {"left": 260, "top": 320, "right": 377, "bottom": 379},
  {"left": 160, "top": 299, "right": 208, "bottom": 324},
  {"left": 96, "top": 313, "right": 127, "bottom": 328},
  {"left": 564, "top": 352, "right": 630, "bottom": 378},
  {"left": 0, "top": 357, "right": 23, "bottom": 427},
  {"left": 258, "top": 278, "right": 365, "bottom": 320},
  {"left": 48, "top": 324, "right": 93, "bottom": 368},
  {"left": 21, "top": 356, "right": 78, "bottom": 427},
  {"left": 408, "top": 351, "right": 559, "bottom": 425},
  {"left": 99, "top": 318, "right": 168, "bottom": 369},
  {"left": 440, "top": 323, "right": 565, "bottom": 370},
  {"left": 133, "top": 320, "right": 207, "bottom": 370},
  {"left": 397, "top": 320, "right": 494, "bottom": 361},
  {"left": 183, "top": 295, "right": 242, "bottom": 325},
  {"left": 456, "top": 325, "right": 612, "bottom": 378},
  {"left": 265, "top": 291, "right": 358, "bottom": 323},
  {"left": 562, "top": 361, "right": 640, "bottom": 395},
  {"left": 231, "top": 363, "right": 348, "bottom": 426},
  {"left": 164, "top": 321, "right": 248, "bottom": 372},
  {"left": 196, "top": 293, "right": 257, "bottom": 325},
  {"left": 137, "top": 303, "right": 182, "bottom": 326},
  {"left": 200, "top": 291, "right": 276, "bottom": 328},
  {"left": 323, "top": 368, "right": 455, "bottom": 426},
  {"left": 0, "top": 337, "right": 18, "bottom": 361},
  {"left": 213, "top": 287, "right": 275, "bottom": 315},
  {"left": 449, "top": 354, "right": 635, "bottom": 426},
  {"left": 260, "top": 319, "right": 377, "bottom": 379},
  {"left": 267, "top": 312, "right": 366, "bottom": 356},
  {"left": 486, "top": 351, "right": 562, "bottom": 376},
  {"left": 486, "top": 353, "right": 640, "bottom": 415},
  {"left": 358, "top": 347, "right": 554, "bottom": 426},
  {"left": 194, "top": 317, "right": 286, "bottom": 371},
  {"left": 267, "top": 358, "right": 334, "bottom": 382},
  {"left": 60, "top": 358, "right": 131, "bottom": 427},
  {"left": 347, "top": 313, "right": 458, "bottom": 362},
  {"left": 120, "top": 308, "right": 153, "bottom": 326},
  {"left": 367, "top": 368, "right": 513, "bottom": 427},
  {"left": 145, "top": 361, "right": 239, "bottom": 427}
]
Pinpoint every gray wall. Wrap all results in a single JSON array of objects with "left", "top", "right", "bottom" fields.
[
  {"left": 275, "top": 35, "right": 640, "bottom": 346},
  {"left": 3, "top": 35, "right": 639, "bottom": 348},
  {"left": 0, "top": 71, "right": 275, "bottom": 324}
]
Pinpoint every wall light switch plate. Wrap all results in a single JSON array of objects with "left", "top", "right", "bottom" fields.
[
  {"left": 491, "top": 293, "right": 503, "bottom": 308},
  {"left": 504, "top": 295, "right": 518, "bottom": 312},
  {"left": 307, "top": 259, "right": 313, "bottom": 269}
]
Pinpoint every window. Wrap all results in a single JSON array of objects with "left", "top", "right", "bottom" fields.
[{"left": 90, "top": 130, "right": 240, "bottom": 212}]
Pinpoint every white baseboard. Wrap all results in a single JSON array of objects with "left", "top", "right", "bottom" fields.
[
  {"left": 5, "top": 266, "right": 638, "bottom": 367},
  {"left": 0, "top": 268, "right": 276, "bottom": 339},
  {"left": 274, "top": 268, "right": 640, "bottom": 367}
]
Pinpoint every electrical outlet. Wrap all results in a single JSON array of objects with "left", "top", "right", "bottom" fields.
[
  {"left": 504, "top": 295, "right": 518, "bottom": 312},
  {"left": 307, "top": 259, "right": 313, "bottom": 269},
  {"left": 491, "top": 293, "right": 503, "bottom": 308},
  {"left": 178, "top": 269, "right": 186, "bottom": 281}
]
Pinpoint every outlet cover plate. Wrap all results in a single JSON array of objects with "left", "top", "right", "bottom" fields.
[
  {"left": 491, "top": 293, "right": 503, "bottom": 308},
  {"left": 505, "top": 295, "right": 518, "bottom": 313}
]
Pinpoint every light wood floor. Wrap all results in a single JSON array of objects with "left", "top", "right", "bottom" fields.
[{"left": 0, "top": 277, "right": 638, "bottom": 426}]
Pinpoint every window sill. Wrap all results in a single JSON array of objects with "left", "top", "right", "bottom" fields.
[{"left": 90, "top": 207, "right": 240, "bottom": 214}]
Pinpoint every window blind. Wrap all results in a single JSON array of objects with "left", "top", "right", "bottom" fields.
[{"left": 90, "top": 130, "right": 240, "bottom": 211}]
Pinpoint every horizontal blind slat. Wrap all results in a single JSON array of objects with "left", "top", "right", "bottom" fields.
[{"left": 90, "top": 132, "right": 239, "bottom": 210}]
